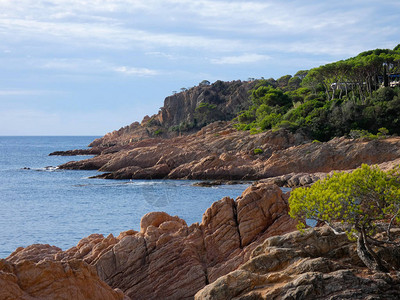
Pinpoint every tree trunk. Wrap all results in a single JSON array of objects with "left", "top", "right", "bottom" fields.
[{"left": 356, "top": 229, "right": 388, "bottom": 272}]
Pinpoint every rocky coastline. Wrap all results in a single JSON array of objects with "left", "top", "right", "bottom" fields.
[
  {"left": 2, "top": 179, "right": 400, "bottom": 299},
  {"left": 52, "top": 121, "right": 400, "bottom": 186},
  {"left": 6, "top": 80, "right": 400, "bottom": 299}
]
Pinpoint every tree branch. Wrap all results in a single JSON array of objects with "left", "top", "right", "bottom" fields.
[{"left": 387, "top": 208, "right": 400, "bottom": 241}]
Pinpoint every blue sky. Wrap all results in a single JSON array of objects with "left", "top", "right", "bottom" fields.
[{"left": 0, "top": 0, "right": 399, "bottom": 135}]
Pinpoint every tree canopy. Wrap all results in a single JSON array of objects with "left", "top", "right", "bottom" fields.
[
  {"left": 234, "top": 45, "right": 400, "bottom": 141},
  {"left": 288, "top": 164, "right": 400, "bottom": 272}
]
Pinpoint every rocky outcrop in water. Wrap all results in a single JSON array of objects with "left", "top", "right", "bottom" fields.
[
  {"left": 58, "top": 122, "right": 308, "bottom": 176},
  {"left": 58, "top": 121, "right": 400, "bottom": 181}
]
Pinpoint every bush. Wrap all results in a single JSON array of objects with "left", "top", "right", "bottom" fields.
[
  {"left": 253, "top": 148, "right": 263, "bottom": 154},
  {"left": 289, "top": 164, "right": 400, "bottom": 272},
  {"left": 153, "top": 129, "right": 163, "bottom": 136}
]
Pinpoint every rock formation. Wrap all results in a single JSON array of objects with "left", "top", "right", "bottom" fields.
[
  {"left": 3, "top": 183, "right": 297, "bottom": 300},
  {"left": 3, "top": 178, "right": 400, "bottom": 299},
  {"left": 195, "top": 226, "right": 400, "bottom": 299},
  {"left": 258, "top": 157, "right": 400, "bottom": 188},
  {"left": 70, "top": 183, "right": 296, "bottom": 299},
  {"left": 56, "top": 121, "right": 400, "bottom": 182},
  {"left": 0, "top": 258, "right": 127, "bottom": 300},
  {"left": 85, "top": 80, "right": 256, "bottom": 148}
]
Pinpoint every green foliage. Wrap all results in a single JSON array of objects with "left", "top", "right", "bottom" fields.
[
  {"left": 249, "top": 127, "right": 262, "bottom": 134},
  {"left": 348, "top": 129, "right": 379, "bottom": 140},
  {"left": 170, "top": 121, "right": 197, "bottom": 132},
  {"left": 153, "top": 129, "right": 163, "bottom": 136},
  {"left": 253, "top": 148, "right": 263, "bottom": 154},
  {"left": 289, "top": 164, "right": 400, "bottom": 238},
  {"left": 196, "top": 102, "right": 217, "bottom": 111},
  {"left": 277, "top": 75, "right": 292, "bottom": 89},
  {"left": 378, "top": 127, "right": 389, "bottom": 136},
  {"left": 234, "top": 45, "right": 400, "bottom": 141},
  {"left": 273, "top": 120, "right": 298, "bottom": 131}
]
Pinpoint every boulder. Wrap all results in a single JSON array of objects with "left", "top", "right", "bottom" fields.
[
  {"left": 195, "top": 227, "right": 400, "bottom": 299},
  {"left": 0, "top": 258, "right": 127, "bottom": 300}
]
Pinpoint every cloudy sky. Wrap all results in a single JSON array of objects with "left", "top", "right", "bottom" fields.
[{"left": 1, "top": 0, "right": 399, "bottom": 135}]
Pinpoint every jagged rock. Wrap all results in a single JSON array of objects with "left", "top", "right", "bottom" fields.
[
  {"left": 236, "top": 183, "right": 288, "bottom": 246},
  {"left": 7, "top": 244, "right": 62, "bottom": 264},
  {"left": 58, "top": 120, "right": 400, "bottom": 181},
  {"left": 84, "top": 80, "right": 256, "bottom": 148},
  {"left": 88, "top": 183, "right": 296, "bottom": 299},
  {"left": 195, "top": 227, "right": 400, "bottom": 300},
  {"left": 59, "top": 122, "right": 311, "bottom": 179},
  {"left": 0, "top": 258, "right": 127, "bottom": 300},
  {"left": 49, "top": 148, "right": 103, "bottom": 156},
  {"left": 6, "top": 183, "right": 293, "bottom": 299}
]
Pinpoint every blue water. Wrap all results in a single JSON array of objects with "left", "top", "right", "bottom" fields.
[{"left": 0, "top": 136, "right": 250, "bottom": 258}]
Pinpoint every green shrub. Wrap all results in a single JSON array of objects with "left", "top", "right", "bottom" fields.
[
  {"left": 253, "top": 148, "right": 263, "bottom": 154},
  {"left": 153, "top": 129, "right": 163, "bottom": 136}
]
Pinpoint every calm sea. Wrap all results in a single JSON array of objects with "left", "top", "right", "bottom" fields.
[{"left": 0, "top": 136, "right": 250, "bottom": 258}]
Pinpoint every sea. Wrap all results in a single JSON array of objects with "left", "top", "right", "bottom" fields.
[{"left": 0, "top": 136, "right": 250, "bottom": 258}]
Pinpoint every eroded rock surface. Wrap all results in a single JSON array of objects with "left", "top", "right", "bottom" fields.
[
  {"left": 90, "top": 183, "right": 296, "bottom": 300},
  {"left": 58, "top": 121, "right": 400, "bottom": 181},
  {"left": 58, "top": 122, "right": 310, "bottom": 178},
  {"left": 3, "top": 183, "right": 296, "bottom": 300},
  {"left": 195, "top": 227, "right": 400, "bottom": 300},
  {"left": 0, "top": 258, "right": 127, "bottom": 300}
]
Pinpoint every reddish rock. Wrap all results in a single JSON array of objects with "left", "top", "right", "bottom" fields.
[
  {"left": 58, "top": 120, "right": 400, "bottom": 182},
  {"left": 0, "top": 258, "right": 127, "bottom": 300},
  {"left": 86, "top": 183, "right": 296, "bottom": 299},
  {"left": 6, "top": 183, "right": 294, "bottom": 299}
]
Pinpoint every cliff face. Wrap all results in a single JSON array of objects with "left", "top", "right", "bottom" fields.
[
  {"left": 88, "top": 80, "right": 256, "bottom": 147},
  {"left": 157, "top": 80, "right": 255, "bottom": 129}
]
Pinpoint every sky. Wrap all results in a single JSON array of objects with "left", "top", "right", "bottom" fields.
[{"left": 0, "top": 0, "right": 399, "bottom": 135}]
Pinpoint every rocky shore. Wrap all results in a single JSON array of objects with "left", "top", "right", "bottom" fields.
[
  {"left": 53, "top": 121, "right": 400, "bottom": 185},
  {"left": 11, "top": 81, "right": 400, "bottom": 299},
  {"left": 2, "top": 180, "right": 400, "bottom": 299}
]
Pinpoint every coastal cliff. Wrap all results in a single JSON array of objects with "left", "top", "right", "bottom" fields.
[{"left": 86, "top": 80, "right": 256, "bottom": 148}]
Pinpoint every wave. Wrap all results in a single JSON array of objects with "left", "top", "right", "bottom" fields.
[{"left": 21, "top": 166, "right": 60, "bottom": 172}]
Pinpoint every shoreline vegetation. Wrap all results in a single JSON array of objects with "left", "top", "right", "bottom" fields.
[{"left": 2, "top": 45, "right": 400, "bottom": 299}]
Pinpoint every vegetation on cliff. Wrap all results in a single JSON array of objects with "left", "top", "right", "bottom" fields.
[
  {"left": 235, "top": 44, "right": 400, "bottom": 141},
  {"left": 289, "top": 164, "right": 400, "bottom": 272}
]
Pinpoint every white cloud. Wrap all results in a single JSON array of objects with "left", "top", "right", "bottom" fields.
[
  {"left": 211, "top": 54, "right": 271, "bottom": 65},
  {"left": 114, "top": 66, "right": 159, "bottom": 76},
  {"left": 38, "top": 58, "right": 160, "bottom": 77},
  {"left": 1, "top": 0, "right": 397, "bottom": 57},
  {"left": 0, "top": 89, "right": 57, "bottom": 96},
  {"left": 0, "top": 0, "right": 399, "bottom": 135}
]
